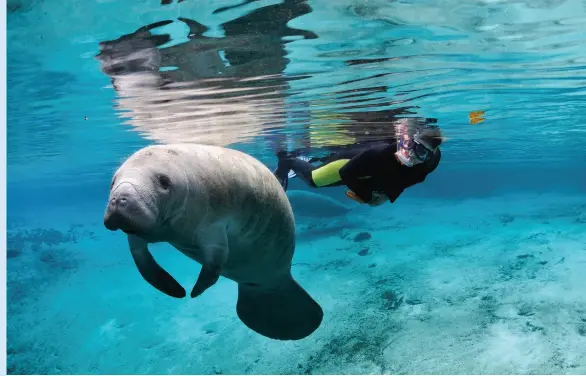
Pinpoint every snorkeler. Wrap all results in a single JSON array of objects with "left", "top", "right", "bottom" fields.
[{"left": 273, "top": 122, "right": 443, "bottom": 206}]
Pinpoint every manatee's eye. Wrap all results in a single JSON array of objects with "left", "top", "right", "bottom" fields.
[{"left": 157, "top": 174, "right": 171, "bottom": 190}]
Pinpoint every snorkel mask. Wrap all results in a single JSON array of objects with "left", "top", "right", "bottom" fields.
[{"left": 397, "top": 133, "right": 433, "bottom": 167}]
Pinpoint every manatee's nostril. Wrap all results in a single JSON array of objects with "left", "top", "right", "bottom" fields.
[{"left": 110, "top": 196, "right": 129, "bottom": 208}]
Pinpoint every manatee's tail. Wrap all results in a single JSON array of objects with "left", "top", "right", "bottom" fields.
[{"left": 236, "top": 275, "right": 323, "bottom": 340}]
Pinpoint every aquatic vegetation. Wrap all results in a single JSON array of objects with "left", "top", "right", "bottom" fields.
[{"left": 7, "top": 225, "right": 88, "bottom": 304}]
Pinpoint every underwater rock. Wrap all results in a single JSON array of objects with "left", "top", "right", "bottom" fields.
[
  {"left": 368, "top": 263, "right": 376, "bottom": 268},
  {"left": 499, "top": 249, "right": 550, "bottom": 282},
  {"left": 202, "top": 321, "right": 219, "bottom": 335},
  {"left": 526, "top": 232, "right": 549, "bottom": 245},
  {"left": 405, "top": 297, "right": 423, "bottom": 306},
  {"left": 319, "top": 259, "right": 352, "bottom": 271},
  {"left": 525, "top": 321, "right": 545, "bottom": 333},
  {"left": 287, "top": 190, "right": 352, "bottom": 218},
  {"left": 382, "top": 289, "right": 403, "bottom": 310},
  {"left": 499, "top": 214, "right": 515, "bottom": 225},
  {"left": 517, "top": 304, "right": 535, "bottom": 317},
  {"left": 358, "top": 248, "right": 369, "bottom": 256},
  {"left": 478, "top": 295, "right": 499, "bottom": 320},
  {"left": 578, "top": 325, "right": 586, "bottom": 336},
  {"left": 353, "top": 232, "right": 371, "bottom": 242}
]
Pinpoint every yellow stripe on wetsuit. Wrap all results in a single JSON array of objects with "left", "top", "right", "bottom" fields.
[
  {"left": 311, "top": 159, "right": 350, "bottom": 187},
  {"left": 311, "top": 159, "right": 349, "bottom": 187},
  {"left": 310, "top": 158, "right": 373, "bottom": 187}
]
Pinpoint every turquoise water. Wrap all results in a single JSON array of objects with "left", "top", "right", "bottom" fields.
[{"left": 6, "top": 0, "right": 586, "bottom": 374}]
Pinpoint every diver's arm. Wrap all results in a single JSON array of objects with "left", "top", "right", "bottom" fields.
[
  {"left": 383, "top": 148, "right": 442, "bottom": 203},
  {"left": 339, "top": 149, "right": 378, "bottom": 203},
  {"left": 382, "top": 184, "right": 404, "bottom": 203}
]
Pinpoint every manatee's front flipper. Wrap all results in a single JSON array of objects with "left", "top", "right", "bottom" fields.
[
  {"left": 190, "top": 225, "right": 229, "bottom": 298},
  {"left": 236, "top": 274, "right": 324, "bottom": 340},
  {"left": 128, "top": 234, "right": 186, "bottom": 298},
  {"left": 190, "top": 267, "right": 220, "bottom": 298}
]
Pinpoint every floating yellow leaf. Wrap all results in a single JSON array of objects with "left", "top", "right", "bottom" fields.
[{"left": 469, "top": 110, "right": 485, "bottom": 124}]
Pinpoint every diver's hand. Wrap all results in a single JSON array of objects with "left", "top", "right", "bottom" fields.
[
  {"left": 345, "top": 191, "right": 387, "bottom": 206},
  {"left": 345, "top": 190, "right": 365, "bottom": 204},
  {"left": 368, "top": 192, "right": 388, "bottom": 207}
]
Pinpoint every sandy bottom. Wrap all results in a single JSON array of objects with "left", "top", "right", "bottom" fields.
[{"left": 6, "top": 192, "right": 586, "bottom": 374}]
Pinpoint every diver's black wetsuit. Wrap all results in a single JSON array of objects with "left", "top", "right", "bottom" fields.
[{"left": 283, "top": 140, "right": 441, "bottom": 204}]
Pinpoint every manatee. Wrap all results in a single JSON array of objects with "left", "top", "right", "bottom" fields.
[{"left": 103, "top": 143, "right": 323, "bottom": 340}]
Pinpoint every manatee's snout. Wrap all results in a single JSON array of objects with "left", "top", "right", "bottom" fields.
[
  {"left": 104, "top": 182, "right": 156, "bottom": 234},
  {"left": 104, "top": 195, "right": 135, "bottom": 233}
]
